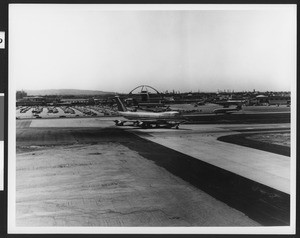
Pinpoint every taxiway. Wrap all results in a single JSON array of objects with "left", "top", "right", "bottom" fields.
[{"left": 15, "top": 117, "right": 290, "bottom": 227}]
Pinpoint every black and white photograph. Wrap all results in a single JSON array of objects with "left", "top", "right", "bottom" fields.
[{"left": 8, "top": 4, "right": 296, "bottom": 234}]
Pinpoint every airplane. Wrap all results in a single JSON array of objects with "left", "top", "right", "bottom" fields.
[
  {"left": 114, "top": 96, "right": 184, "bottom": 129},
  {"left": 215, "top": 100, "right": 245, "bottom": 108},
  {"left": 193, "top": 100, "right": 205, "bottom": 107},
  {"left": 213, "top": 105, "right": 242, "bottom": 114}
]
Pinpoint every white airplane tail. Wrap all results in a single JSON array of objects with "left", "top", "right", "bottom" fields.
[{"left": 115, "top": 96, "right": 127, "bottom": 112}]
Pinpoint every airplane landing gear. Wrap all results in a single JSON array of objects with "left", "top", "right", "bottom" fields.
[
  {"left": 114, "top": 120, "right": 124, "bottom": 126},
  {"left": 141, "top": 122, "right": 150, "bottom": 129}
]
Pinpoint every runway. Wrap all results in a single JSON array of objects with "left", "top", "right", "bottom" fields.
[{"left": 15, "top": 117, "right": 291, "bottom": 227}]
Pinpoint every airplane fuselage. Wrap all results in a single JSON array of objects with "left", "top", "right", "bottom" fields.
[{"left": 118, "top": 111, "right": 180, "bottom": 120}]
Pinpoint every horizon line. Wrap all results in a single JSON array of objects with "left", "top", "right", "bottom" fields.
[{"left": 16, "top": 88, "right": 291, "bottom": 93}]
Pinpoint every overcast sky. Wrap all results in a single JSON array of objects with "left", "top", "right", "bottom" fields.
[{"left": 9, "top": 5, "right": 296, "bottom": 93}]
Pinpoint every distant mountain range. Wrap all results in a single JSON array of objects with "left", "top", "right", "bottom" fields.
[{"left": 25, "top": 89, "right": 115, "bottom": 96}]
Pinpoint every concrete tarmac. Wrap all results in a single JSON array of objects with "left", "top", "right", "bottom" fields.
[
  {"left": 15, "top": 117, "right": 290, "bottom": 227},
  {"left": 129, "top": 123, "right": 290, "bottom": 194}
]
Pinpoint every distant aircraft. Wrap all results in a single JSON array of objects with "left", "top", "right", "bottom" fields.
[
  {"left": 114, "top": 96, "right": 184, "bottom": 129},
  {"left": 193, "top": 100, "right": 205, "bottom": 107},
  {"left": 213, "top": 105, "right": 242, "bottom": 114},
  {"left": 215, "top": 100, "right": 245, "bottom": 108}
]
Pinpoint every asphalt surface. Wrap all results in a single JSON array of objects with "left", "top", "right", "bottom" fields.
[{"left": 14, "top": 117, "right": 291, "bottom": 227}]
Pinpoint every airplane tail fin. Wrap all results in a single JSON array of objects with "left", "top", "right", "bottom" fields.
[{"left": 115, "top": 96, "right": 128, "bottom": 112}]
